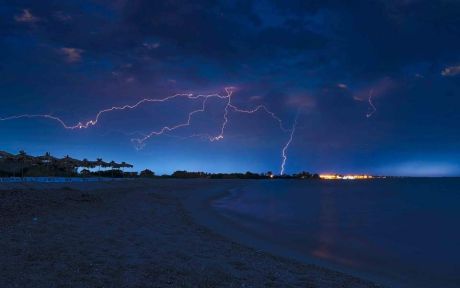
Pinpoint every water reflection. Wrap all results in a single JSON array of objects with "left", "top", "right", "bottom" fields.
[
  {"left": 311, "top": 187, "right": 358, "bottom": 267},
  {"left": 212, "top": 179, "right": 460, "bottom": 287}
]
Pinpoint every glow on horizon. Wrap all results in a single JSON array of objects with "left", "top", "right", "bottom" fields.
[{"left": 377, "top": 161, "right": 460, "bottom": 177}]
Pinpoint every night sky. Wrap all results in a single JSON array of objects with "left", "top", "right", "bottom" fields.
[{"left": 1, "top": 0, "right": 459, "bottom": 176}]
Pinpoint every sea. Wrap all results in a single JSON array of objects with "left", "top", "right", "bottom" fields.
[{"left": 211, "top": 178, "right": 460, "bottom": 288}]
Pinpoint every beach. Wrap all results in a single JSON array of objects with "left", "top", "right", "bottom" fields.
[{"left": 0, "top": 179, "right": 381, "bottom": 287}]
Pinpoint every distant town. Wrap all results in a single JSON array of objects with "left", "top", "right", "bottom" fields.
[
  {"left": 0, "top": 150, "right": 380, "bottom": 180},
  {"left": 318, "top": 174, "right": 380, "bottom": 180}
]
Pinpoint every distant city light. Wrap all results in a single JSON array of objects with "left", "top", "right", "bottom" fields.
[{"left": 319, "top": 174, "right": 375, "bottom": 180}]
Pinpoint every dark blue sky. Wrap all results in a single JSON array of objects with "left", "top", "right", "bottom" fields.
[{"left": 1, "top": 0, "right": 459, "bottom": 176}]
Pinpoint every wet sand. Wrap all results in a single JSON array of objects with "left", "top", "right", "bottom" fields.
[{"left": 0, "top": 179, "right": 382, "bottom": 287}]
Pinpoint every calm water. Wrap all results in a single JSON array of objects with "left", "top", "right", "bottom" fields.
[{"left": 212, "top": 179, "right": 460, "bottom": 287}]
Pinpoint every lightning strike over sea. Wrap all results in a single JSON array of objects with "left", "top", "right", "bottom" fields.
[
  {"left": 280, "top": 110, "right": 300, "bottom": 175},
  {"left": 2, "top": 2, "right": 460, "bottom": 287}
]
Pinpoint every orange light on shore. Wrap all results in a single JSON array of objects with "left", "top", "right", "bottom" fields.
[
  {"left": 319, "top": 174, "right": 341, "bottom": 180},
  {"left": 320, "top": 174, "right": 373, "bottom": 180}
]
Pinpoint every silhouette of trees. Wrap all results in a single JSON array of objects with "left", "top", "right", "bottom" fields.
[
  {"left": 0, "top": 150, "right": 323, "bottom": 180},
  {"left": 140, "top": 169, "right": 155, "bottom": 178},
  {"left": 171, "top": 171, "right": 207, "bottom": 178}
]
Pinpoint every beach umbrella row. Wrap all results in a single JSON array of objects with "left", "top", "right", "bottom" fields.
[{"left": 0, "top": 150, "right": 134, "bottom": 177}]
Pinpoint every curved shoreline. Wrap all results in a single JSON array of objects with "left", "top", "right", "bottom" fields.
[
  {"left": 178, "top": 180, "right": 388, "bottom": 287},
  {"left": 1, "top": 179, "right": 383, "bottom": 287}
]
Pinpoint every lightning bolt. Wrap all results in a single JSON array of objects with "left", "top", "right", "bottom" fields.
[
  {"left": 280, "top": 110, "right": 300, "bottom": 175},
  {"left": 366, "top": 89, "right": 376, "bottom": 118},
  {"left": 1, "top": 87, "right": 289, "bottom": 145},
  {"left": 130, "top": 94, "right": 213, "bottom": 146},
  {"left": 0, "top": 91, "right": 223, "bottom": 129},
  {"left": 1, "top": 87, "right": 302, "bottom": 173},
  {"left": 228, "top": 104, "right": 289, "bottom": 132},
  {"left": 130, "top": 87, "right": 290, "bottom": 145}
]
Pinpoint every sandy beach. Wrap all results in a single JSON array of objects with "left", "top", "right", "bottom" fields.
[{"left": 0, "top": 179, "right": 381, "bottom": 287}]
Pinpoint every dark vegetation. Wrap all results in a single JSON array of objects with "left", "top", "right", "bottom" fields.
[
  {"left": 168, "top": 170, "right": 320, "bottom": 180},
  {"left": 0, "top": 150, "right": 319, "bottom": 180}
]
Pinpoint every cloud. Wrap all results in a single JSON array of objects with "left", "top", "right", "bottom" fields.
[
  {"left": 441, "top": 65, "right": 460, "bottom": 77},
  {"left": 286, "top": 95, "right": 316, "bottom": 109},
  {"left": 249, "top": 95, "right": 263, "bottom": 102},
  {"left": 54, "top": 11, "right": 72, "bottom": 22},
  {"left": 15, "top": 9, "right": 39, "bottom": 23},
  {"left": 125, "top": 76, "right": 135, "bottom": 83},
  {"left": 353, "top": 77, "right": 396, "bottom": 102},
  {"left": 143, "top": 42, "right": 160, "bottom": 49},
  {"left": 120, "top": 0, "right": 327, "bottom": 63},
  {"left": 59, "top": 47, "right": 84, "bottom": 63}
]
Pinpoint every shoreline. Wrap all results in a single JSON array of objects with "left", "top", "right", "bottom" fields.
[
  {"left": 1, "top": 179, "right": 382, "bottom": 287},
  {"left": 179, "top": 181, "right": 392, "bottom": 288}
]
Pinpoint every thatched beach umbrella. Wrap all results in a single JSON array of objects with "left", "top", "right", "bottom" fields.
[
  {"left": 109, "top": 160, "right": 118, "bottom": 169},
  {"left": 121, "top": 161, "right": 134, "bottom": 169},
  {"left": 15, "top": 150, "right": 35, "bottom": 178},
  {"left": 81, "top": 158, "right": 96, "bottom": 170},
  {"left": 36, "top": 152, "right": 59, "bottom": 176},
  {"left": 120, "top": 162, "right": 133, "bottom": 177},
  {"left": 60, "top": 155, "right": 83, "bottom": 177},
  {"left": 108, "top": 160, "right": 118, "bottom": 177},
  {"left": 0, "top": 151, "right": 14, "bottom": 159},
  {"left": 0, "top": 151, "right": 17, "bottom": 176},
  {"left": 0, "top": 151, "right": 14, "bottom": 164},
  {"left": 94, "top": 158, "right": 110, "bottom": 174},
  {"left": 37, "top": 152, "right": 55, "bottom": 165}
]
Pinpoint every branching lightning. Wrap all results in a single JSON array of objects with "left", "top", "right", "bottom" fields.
[
  {"left": 1, "top": 87, "right": 300, "bottom": 173},
  {"left": 280, "top": 110, "right": 300, "bottom": 175},
  {"left": 0, "top": 91, "right": 222, "bottom": 129},
  {"left": 229, "top": 104, "right": 289, "bottom": 132},
  {"left": 127, "top": 87, "right": 282, "bottom": 145},
  {"left": 366, "top": 89, "right": 377, "bottom": 118},
  {"left": 130, "top": 94, "right": 213, "bottom": 146}
]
